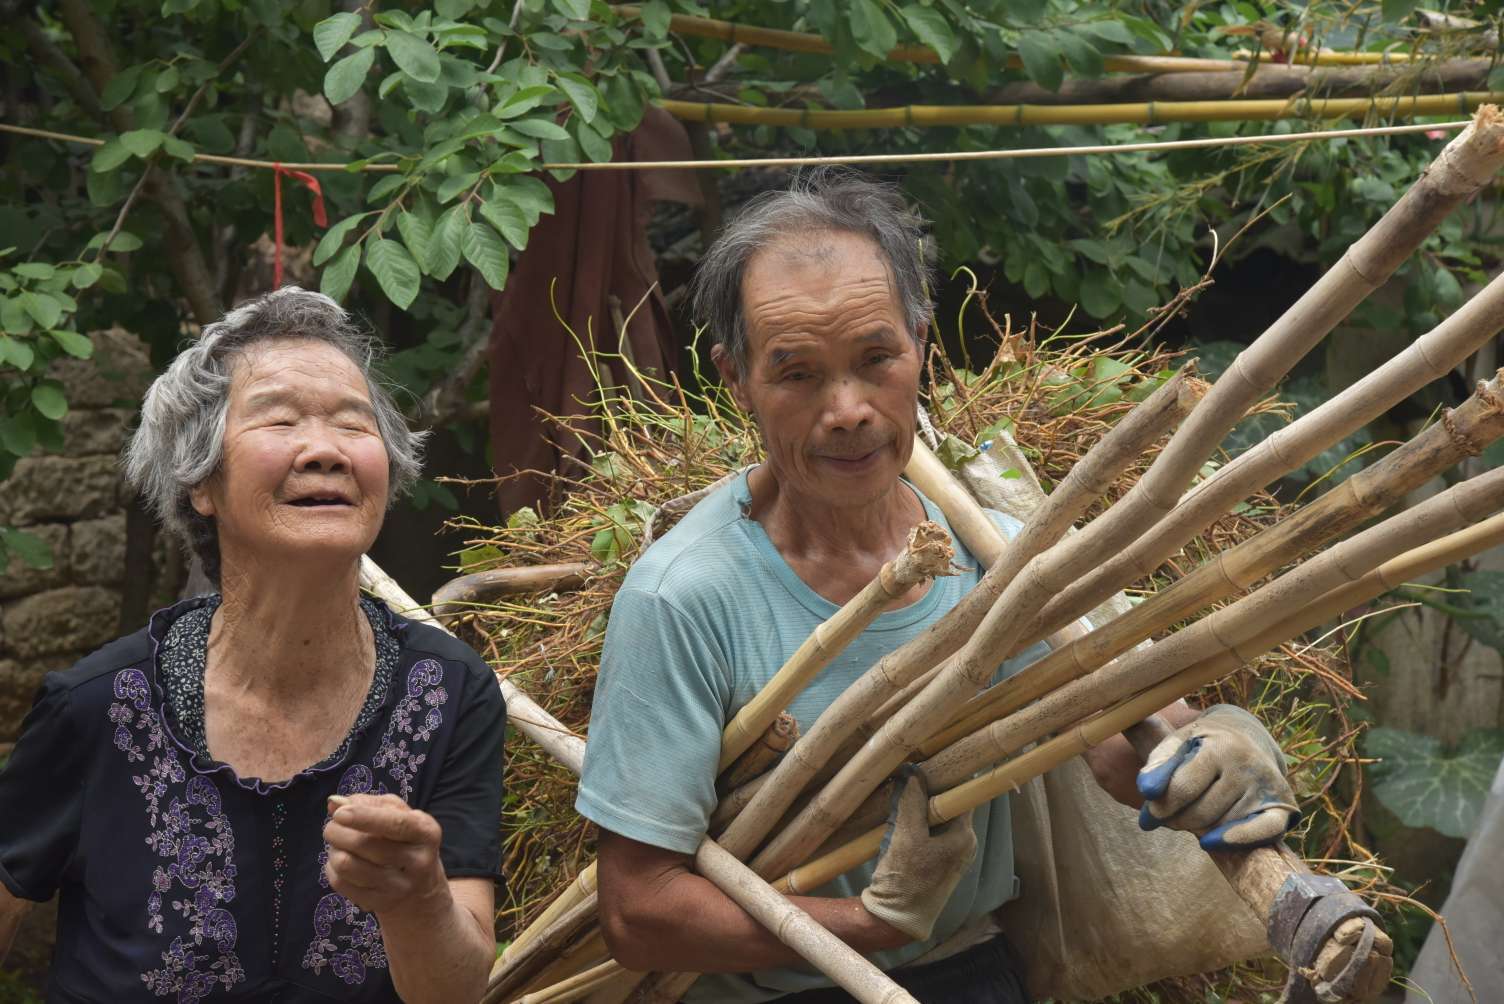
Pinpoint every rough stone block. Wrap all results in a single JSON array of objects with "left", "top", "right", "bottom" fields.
[
  {"left": 0, "top": 456, "right": 122, "bottom": 524},
  {"left": 1, "top": 587, "right": 119, "bottom": 659},
  {"left": 0, "top": 523, "right": 69, "bottom": 600},
  {"left": 70, "top": 515, "right": 127, "bottom": 586},
  {"left": 48, "top": 328, "right": 153, "bottom": 409},
  {"left": 58, "top": 408, "right": 134, "bottom": 456},
  {"left": 0, "top": 652, "right": 79, "bottom": 740}
]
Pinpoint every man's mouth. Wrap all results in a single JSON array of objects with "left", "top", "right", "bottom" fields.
[{"left": 819, "top": 446, "right": 884, "bottom": 467}]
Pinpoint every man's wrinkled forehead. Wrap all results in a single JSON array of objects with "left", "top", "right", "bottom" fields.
[{"left": 740, "top": 231, "right": 903, "bottom": 330}]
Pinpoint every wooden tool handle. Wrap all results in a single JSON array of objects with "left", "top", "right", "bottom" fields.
[{"left": 1125, "top": 715, "right": 1393, "bottom": 1002}]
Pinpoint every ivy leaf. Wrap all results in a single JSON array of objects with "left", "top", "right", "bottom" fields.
[
  {"left": 386, "top": 31, "right": 441, "bottom": 83},
  {"left": 1366, "top": 727, "right": 1504, "bottom": 837},
  {"left": 428, "top": 205, "right": 467, "bottom": 281},
  {"left": 31, "top": 380, "right": 68, "bottom": 420},
  {"left": 1078, "top": 271, "right": 1121, "bottom": 318},
  {"left": 91, "top": 138, "right": 133, "bottom": 173},
  {"left": 395, "top": 209, "right": 434, "bottom": 273},
  {"left": 899, "top": 6, "right": 958, "bottom": 63},
  {"left": 0, "top": 527, "right": 54, "bottom": 570},
  {"left": 49, "top": 329, "right": 95, "bottom": 359},
  {"left": 325, "top": 47, "right": 375, "bottom": 105},
  {"left": 1018, "top": 34, "right": 1063, "bottom": 92},
  {"left": 320, "top": 244, "right": 361, "bottom": 302},
  {"left": 313, "top": 213, "right": 369, "bottom": 266},
  {"left": 849, "top": 0, "right": 897, "bottom": 59},
  {"left": 509, "top": 117, "right": 570, "bottom": 141},
  {"left": 120, "top": 129, "right": 166, "bottom": 158},
  {"left": 479, "top": 197, "right": 529, "bottom": 249},
  {"left": 20, "top": 291, "right": 62, "bottom": 330},
  {"left": 1453, "top": 569, "right": 1504, "bottom": 651},
  {"left": 556, "top": 73, "right": 599, "bottom": 124},
  {"left": 314, "top": 12, "right": 362, "bottom": 62},
  {"left": 365, "top": 239, "right": 420, "bottom": 310},
  {"left": 462, "top": 222, "right": 510, "bottom": 290}
]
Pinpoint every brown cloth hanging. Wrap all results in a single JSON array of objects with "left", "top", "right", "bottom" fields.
[{"left": 488, "top": 106, "right": 703, "bottom": 517}]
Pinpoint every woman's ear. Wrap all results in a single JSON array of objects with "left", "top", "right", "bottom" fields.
[{"left": 189, "top": 481, "right": 216, "bottom": 518}]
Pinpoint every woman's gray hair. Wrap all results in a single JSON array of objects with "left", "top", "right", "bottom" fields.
[
  {"left": 122, "top": 286, "right": 426, "bottom": 583},
  {"left": 691, "top": 168, "right": 936, "bottom": 376}
]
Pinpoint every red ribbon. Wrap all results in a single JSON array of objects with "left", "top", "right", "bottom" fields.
[{"left": 273, "top": 163, "right": 329, "bottom": 288}]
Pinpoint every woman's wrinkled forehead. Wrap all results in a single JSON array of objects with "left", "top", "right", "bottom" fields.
[{"left": 225, "top": 338, "right": 374, "bottom": 413}]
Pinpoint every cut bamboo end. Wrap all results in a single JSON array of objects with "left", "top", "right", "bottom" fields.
[
  {"left": 720, "top": 712, "right": 800, "bottom": 793},
  {"left": 885, "top": 519, "right": 956, "bottom": 590}
]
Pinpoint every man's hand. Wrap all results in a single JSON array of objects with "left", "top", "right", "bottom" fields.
[
  {"left": 860, "top": 767, "right": 977, "bottom": 942},
  {"left": 323, "top": 794, "right": 450, "bottom": 919},
  {"left": 1136, "top": 705, "right": 1300, "bottom": 851}
]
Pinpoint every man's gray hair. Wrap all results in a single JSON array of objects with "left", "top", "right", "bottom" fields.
[
  {"left": 691, "top": 168, "right": 935, "bottom": 375},
  {"left": 122, "top": 286, "right": 426, "bottom": 583}
]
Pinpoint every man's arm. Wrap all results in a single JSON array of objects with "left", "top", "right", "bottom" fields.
[
  {"left": 1084, "top": 701, "right": 1199, "bottom": 808},
  {"left": 597, "top": 829, "right": 908, "bottom": 973}
]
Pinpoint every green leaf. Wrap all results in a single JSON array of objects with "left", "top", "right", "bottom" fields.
[
  {"left": 314, "top": 11, "right": 362, "bottom": 62},
  {"left": 551, "top": 0, "right": 591, "bottom": 19},
  {"left": 20, "top": 291, "right": 62, "bottom": 330},
  {"left": 120, "top": 129, "right": 166, "bottom": 158},
  {"left": 428, "top": 205, "right": 467, "bottom": 281},
  {"left": 162, "top": 136, "right": 196, "bottom": 161},
  {"left": 510, "top": 117, "right": 570, "bottom": 141},
  {"left": 556, "top": 73, "right": 599, "bottom": 124},
  {"left": 31, "top": 380, "right": 67, "bottom": 420},
  {"left": 1381, "top": 0, "right": 1421, "bottom": 22},
  {"left": 849, "top": 0, "right": 897, "bottom": 59},
  {"left": 0, "top": 334, "right": 34, "bottom": 370},
  {"left": 365, "top": 239, "right": 420, "bottom": 310},
  {"left": 100, "top": 65, "right": 144, "bottom": 111},
  {"left": 386, "top": 30, "right": 441, "bottom": 83},
  {"left": 313, "top": 212, "right": 369, "bottom": 266},
  {"left": 497, "top": 85, "right": 559, "bottom": 119},
  {"left": 1017, "top": 35, "right": 1063, "bottom": 92},
  {"left": 899, "top": 6, "right": 958, "bottom": 63},
  {"left": 1079, "top": 271, "right": 1121, "bottom": 319},
  {"left": 13, "top": 263, "right": 55, "bottom": 280},
  {"left": 0, "top": 411, "right": 37, "bottom": 456},
  {"left": 321, "top": 244, "right": 361, "bottom": 302},
  {"left": 91, "top": 138, "right": 132, "bottom": 173},
  {"left": 0, "top": 527, "right": 54, "bottom": 569},
  {"left": 638, "top": 0, "right": 670, "bottom": 36},
  {"left": 435, "top": 171, "right": 480, "bottom": 204},
  {"left": 1056, "top": 32, "right": 1103, "bottom": 78},
  {"left": 396, "top": 209, "right": 434, "bottom": 273},
  {"left": 155, "top": 64, "right": 180, "bottom": 92},
  {"left": 498, "top": 176, "right": 555, "bottom": 224},
  {"left": 479, "top": 197, "right": 529, "bottom": 250},
  {"left": 462, "top": 222, "right": 510, "bottom": 290},
  {"left": 573, "top": 119, "right": 612, "bottom": 163},
  {"left": 324, "top": 47, "right": 375, "bottom": 105},
  {"left": 1453, "top": 569, "right": 1504, "bottom": 650},
  {"left": 49, "top": 329, "right": 94, "bottom": 359},
  {"left": 1080, "top": 20, "right": 1135, "bottom": 46},
  {"left": 1366, "top": 727, "right": 1504, "bottom": 837}
]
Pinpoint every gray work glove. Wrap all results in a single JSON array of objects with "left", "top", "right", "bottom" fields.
[
  {"left": 860, "top": 766, "right": 977, "bottom": 941},
  {"left": 1137, "top": 704, "right": 1300, "bottom": 851}
]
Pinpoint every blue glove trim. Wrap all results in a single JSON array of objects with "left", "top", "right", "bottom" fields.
[
  {"left": 1198, "top": 805, "right": 1303, "bottom": 852},
  {"left": 1137, "top": 803, "right": 1163, "bottom": 831},
  {"left": 1136, "top": 736, "right": 1202, "bottom": 801},
  {"left": 877, "top": 764, "right": 929, "bottom": 860}
]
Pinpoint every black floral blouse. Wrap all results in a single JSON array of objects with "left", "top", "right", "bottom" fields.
[{"left": 0, "top": 595, "right": 506, "bottom": 1002}]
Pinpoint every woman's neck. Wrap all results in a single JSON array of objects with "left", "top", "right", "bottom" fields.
[{"left": 207, "top": 554, "right": 371, "bottom": 699}]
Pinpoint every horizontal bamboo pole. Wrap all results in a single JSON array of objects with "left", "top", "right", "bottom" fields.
[
  {"left": 517, "top": 958, "right": 624, "bottom": 1004},
  {"left": 484, "top": 892, "right": 603, "bottom": 1003},
  {"left": 660, "top": 93, "right": 1504, "bottom": 130},
  {"left": 719, "top": 520, "right": 954, "bottom": 770},
  {"left": 924, "top": 457, "right": 1504, "bottom": 790},
  {"left": 776, "top": 508, "right": 1504, "bottom": 897},
  {"left": 719, "top": 369, "right": 1200, "bottom": 867},
  {"left": 618, "top": 5, "right": 1421, "bottom": 73},
  {"left": 927, "top": 370, "right": 1504, "bottom": 760}
]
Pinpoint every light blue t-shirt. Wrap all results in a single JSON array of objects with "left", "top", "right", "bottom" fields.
[{"left": 576, "top": 468, "right": 1050, "bottom": 1001}]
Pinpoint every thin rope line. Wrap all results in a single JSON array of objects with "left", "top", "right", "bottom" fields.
[{"left": 0, "top": 116, "right": 1472, "bottom": 175}]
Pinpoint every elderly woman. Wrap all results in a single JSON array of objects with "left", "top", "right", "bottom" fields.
[{"left": 0, "top": 287, "right": 504, "bottom": 1002}]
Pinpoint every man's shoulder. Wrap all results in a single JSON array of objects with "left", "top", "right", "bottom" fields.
[{"left": 619, "top": 476, "right": 752, "bottom": 606}]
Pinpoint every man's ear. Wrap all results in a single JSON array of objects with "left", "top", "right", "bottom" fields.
[
  {"left": 711, "top": 344, "right": 754, "bottom": 414},
  {"left": 911, "top": 322, "right": 929, "bottom": 357}
]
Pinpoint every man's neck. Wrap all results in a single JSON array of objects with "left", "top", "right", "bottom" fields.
[
  {"left": 749, "top": 465, "right": 924, "bottom": 577},
  {"left": 207, "top": 553, "right": 371, "bottom": 700}
]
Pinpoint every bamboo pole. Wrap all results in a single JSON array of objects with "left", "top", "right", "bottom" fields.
[
  {"left": 617, "top": 5, "right": 1421, "bottom": 73},
  {"left": 485, "top": 892, "right": 604, "bottom": 1003},
  {"left": 1029, "top": 228, "right": 1504, "bottom": 651},
  {"left": 718, "top": 520, "right": 954, "bottom": 770},
  {"left": 517, "top": 959, "right": 625, "bottom": 1004},
  {"left": 715, "top": 369, "right": 1200, "bottom": 866},
  {"left": 495, "top": 865, "right": 599, "bottom": 974},
  {"left": 773, "top": 509, "right": 1504, "bottom": 898},
  {"left": 750, "top": 345, "right": 1504, "bottom": 880},
  {"left": 922, "top": 456, "right": 1504, "bottom": 790},
  {"left": 659, "top": 93, "right": 1504, "bottom": 131},
  {"left": 720, "top": 712, "right": 799, "bottom": 794}
]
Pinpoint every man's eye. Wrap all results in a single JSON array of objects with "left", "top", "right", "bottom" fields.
[
  {"left": 866, "top": 353, "right": 893, "bottom": 366},
  {"left": 782, "top": 371, "right": 811, "bottom": 382}
]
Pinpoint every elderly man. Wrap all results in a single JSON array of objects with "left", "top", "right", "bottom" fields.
[{"left": 576, "top": 171, "right": 1295, "bottom": 1002}]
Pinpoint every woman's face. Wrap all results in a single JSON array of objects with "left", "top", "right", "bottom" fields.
[{"left": 190, "top": 339, "right": 391, "bottom": 573}]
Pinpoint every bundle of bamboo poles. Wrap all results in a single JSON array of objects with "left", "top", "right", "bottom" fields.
[{"left": 430, "top": 105, "right": 1504, "bottom": 1004}]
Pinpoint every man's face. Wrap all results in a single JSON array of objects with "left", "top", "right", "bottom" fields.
[{"left": 717, "top": 230, "right": 924, "bottom": 511}]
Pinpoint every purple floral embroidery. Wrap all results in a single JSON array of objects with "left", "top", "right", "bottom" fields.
[
  {"left": 111, "top": 668, "right": 244, "bottom": 1001},
  {"left": 301, "top": 659, "right": 450, "bottom": 985}
]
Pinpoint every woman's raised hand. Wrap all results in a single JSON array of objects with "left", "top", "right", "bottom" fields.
[{"left": 323, "top": 793, "right": 451, "bottom": 919}]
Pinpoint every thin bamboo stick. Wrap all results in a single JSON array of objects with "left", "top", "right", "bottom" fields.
[
  {"left": 716, "top": 369, "right": 1200, "bottom": 867},
  {"left": 752, "top": 360, "right": 1504, "bottom": 880},
  {"left": 1030, "top": 219, "right": 1504, "bottom": 650},
  {"left": 928, "top": 369, "right": 1504, "bottom": 759},
  {"left": 922, "top": 456, "right": 1504, "bottom": 790},
  {"left": 517, "top": 959, "right": 625, "bottom": 1004},
  {"left": 774, "top": 508, "right": 1504, "bottom": 896},
  {"left": 485, "top": 892, "right": 603, "bottom": 1003},
  {"left": 719, "top": 521, "right": 954, "bottom": 770},
  {"left": 660, "top": 93, "right": 1504, "bottom": 130},
  {"left": 496, "top": 864, "right": 599, "bottom": 975}
]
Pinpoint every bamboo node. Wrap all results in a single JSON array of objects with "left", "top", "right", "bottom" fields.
[
  {"left": 1476, "top": 372, "right": 1504, "bottom": 412},
  {"left": 1440, "top": 407, "right": 1482, "bottom": 457}
]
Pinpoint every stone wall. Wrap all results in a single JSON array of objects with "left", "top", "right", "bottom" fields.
[{"left": 0, "top": 329, "right": 156, "bottom": 738}]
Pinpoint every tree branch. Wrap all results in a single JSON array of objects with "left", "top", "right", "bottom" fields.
[{"left": 17, "top": 14, "right": 104, "bottom": 120}]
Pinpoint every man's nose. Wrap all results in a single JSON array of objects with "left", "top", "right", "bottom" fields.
[
  {"left": 823, "top": 376, "right": 875, "bottom": 431},
  {"left": 295, "top": 424, "right": 350, "bottom": 473}
]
